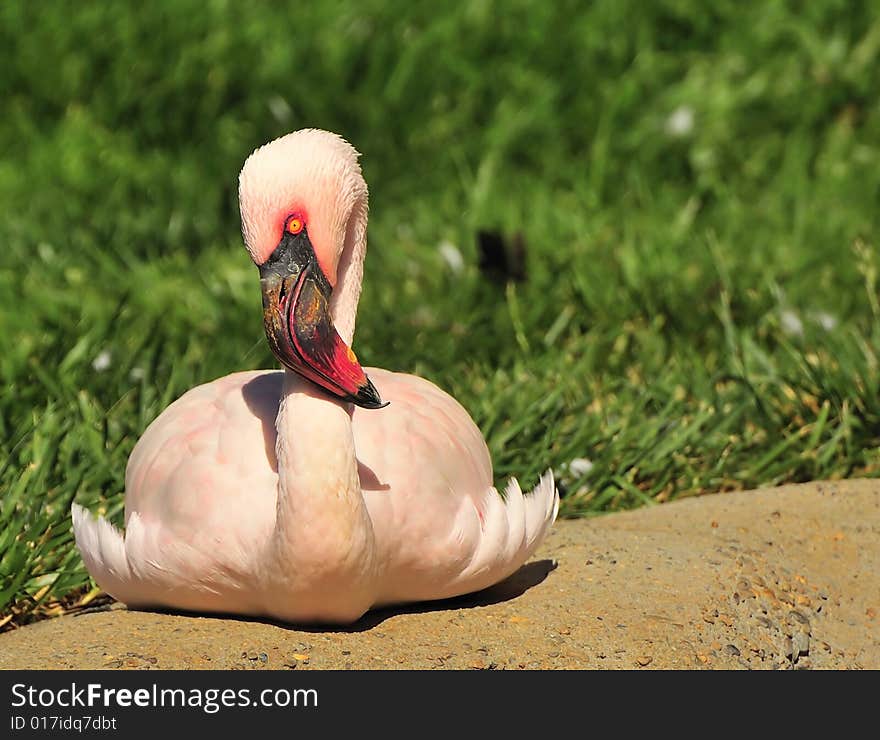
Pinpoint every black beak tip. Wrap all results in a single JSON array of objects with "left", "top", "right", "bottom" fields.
[{"left": 351, "top": 377, "right": 389, "bottom": 410}]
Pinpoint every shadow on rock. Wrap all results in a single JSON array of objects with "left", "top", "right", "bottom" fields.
[{"left": 333, "top": 558, "right": 559, "bottom": 632}]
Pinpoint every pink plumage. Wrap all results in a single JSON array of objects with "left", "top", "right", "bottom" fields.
[{"left": 72, "top": 129, "right": 558, "bottom": 624}]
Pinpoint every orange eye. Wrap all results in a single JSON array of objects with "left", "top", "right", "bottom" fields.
[{"left": 287, "top": 216, "right": 304, "bottom": 235}]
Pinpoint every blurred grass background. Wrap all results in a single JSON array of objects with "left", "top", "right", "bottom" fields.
[{"left": 2, "top": 0, "right": 879, "bottom": 628}]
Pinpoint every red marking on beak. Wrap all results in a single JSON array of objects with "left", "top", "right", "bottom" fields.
[{"left": 261, "top": 265, "right": 386, "bottom": 409}]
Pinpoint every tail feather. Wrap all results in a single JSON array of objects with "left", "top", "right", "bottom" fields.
[
  {"left": 500, "top": 476, "right": 528, "bottom": 563},
  {"left": 500, "top": 469, "right": 559, "bottom": 563},
  {"left": 71, "top": 504, "right": 134, "bottom": 603},
  {"left": 73, "top": 503, "right": 264, "bottom": 615},
  {"left": 522, "top": 469, "right": 558, "bottom": 555},
  {"left": 71, "top": 504, "right": 176, "bottom": 609},
  {"left": 460, "top": 468, "right": 559, "bottom": 591}
]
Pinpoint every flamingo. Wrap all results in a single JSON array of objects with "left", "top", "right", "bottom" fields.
[{"left": 72, "top": 129, "right": 558, "bottom": 624}]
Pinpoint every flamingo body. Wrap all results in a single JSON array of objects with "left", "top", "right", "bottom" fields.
[{"left": 73, "top": 129, "right": 557, "bottom": 624}]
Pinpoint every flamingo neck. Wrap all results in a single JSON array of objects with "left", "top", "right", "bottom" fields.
[
  {"left": 267, "top": 370, "right": 377, "bottom": 612},
  {"left": 270, "top": 192, "right": 369, "bottom": 554}
]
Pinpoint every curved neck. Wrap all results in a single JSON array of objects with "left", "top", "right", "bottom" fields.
[
  {"left": 267, "top": 371, "right": 376, "bottom": 603},
  {"left": 273, "top": 371, "right": 364, "bottom": 536}
]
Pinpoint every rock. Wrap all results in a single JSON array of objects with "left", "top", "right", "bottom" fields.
[
  {"left": 788, "top": 610, "right": 810, "bottom": 626},
  {"left": 792, "top": 631, "right": 810, "bottom": 660},
  {"left": 1, "top": 480, "right": 877, "bottom": 670}
]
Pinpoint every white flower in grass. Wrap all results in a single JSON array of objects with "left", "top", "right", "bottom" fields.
[
  {"left": 813, "top": 311, "right": 838, "bottom": 331},
  {"left": 665, "top": 105, "right": 695, "bottom": 138},
  {"left": 267, "top": 95, "right": 292, "bottom": 125},
  {"left": 92, "top": 350, "right": 112, "bottom": 372},
  {"left": 567, "top": 457, "right": 594, "bottom": 477},
  {"left": 780, "top": 309, "right": 804, "bottom": 337},
  {"left": 129, "top": 367, "right": 145, "bottom": 381},
  {"left": 438, "top": 240, "right": 464, "bottom": 274}
]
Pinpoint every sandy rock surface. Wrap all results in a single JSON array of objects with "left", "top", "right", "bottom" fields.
[{"left": 2, "top": 480, "right": 877, "bottom": 669}]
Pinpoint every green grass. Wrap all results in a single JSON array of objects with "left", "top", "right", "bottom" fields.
[{"left": 2, "top": 0, "right": 880, "bottom": 629}]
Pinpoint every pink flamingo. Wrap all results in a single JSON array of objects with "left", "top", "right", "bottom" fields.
[{"left": 72, "top": 129, "right": 558, "bottom": 624}]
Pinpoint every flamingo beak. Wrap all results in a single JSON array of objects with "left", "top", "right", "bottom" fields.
[{"left": 258, "top": 231, "right": 387, "bottom": 409}]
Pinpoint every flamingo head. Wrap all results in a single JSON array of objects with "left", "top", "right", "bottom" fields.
[{"left": 239, "top": 129, "right": 385, "bottom": 409}]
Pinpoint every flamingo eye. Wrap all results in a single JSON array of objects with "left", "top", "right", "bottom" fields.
[{"left": 286, "top": 216, "right": 304, "bottom": 235}]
